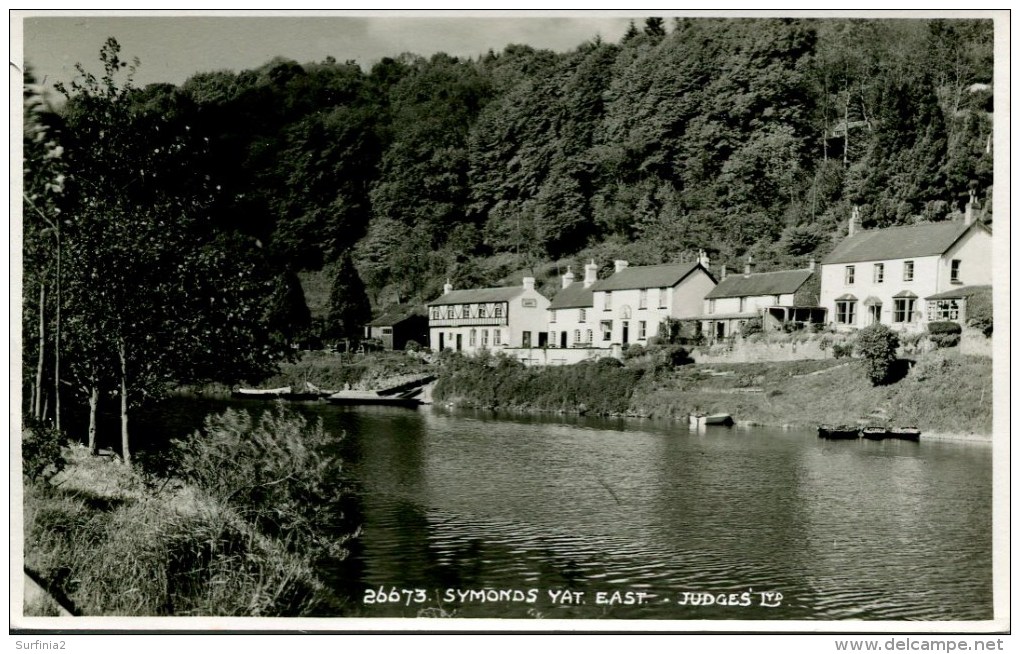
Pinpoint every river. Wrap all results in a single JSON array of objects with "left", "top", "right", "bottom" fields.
[{"left": 141, "top": 399, "right": 993, "bottom": 621}]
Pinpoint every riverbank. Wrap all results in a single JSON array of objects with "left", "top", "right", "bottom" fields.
[
  {"left": 22, "top": 407, "right": 357, "bottom": 617},
  {"left": 433, "top": 350, "right": 992, "bottom": 437}
]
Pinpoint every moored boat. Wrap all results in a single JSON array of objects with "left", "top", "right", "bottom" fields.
[
  {"left": 817, "top": 424, "right": 860, "bottom": 439},
  {"left": 689, "top": 413, "right": 734, "bottom": 427},
  {"left": 232, "top": 386, "right": 291, "bottom": 399},
  {"left": 887, "top": 427, "right": 921, "bottom": 441},
  {"left": 861, "top": 427, "right": 888, "bottom": 440},
  {"left": 326, "top": 390, "right": 421, "bottom": 408}
]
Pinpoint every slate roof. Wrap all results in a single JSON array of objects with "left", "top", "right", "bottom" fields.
[
  {"left": 821, "top": 221, "right": 980, "bottom": 265},
  {"left": 549, "top": 282, "right": 595, "bottom": 309},
  {"left": 590, "top": 262, "right": 708, "bottom": 292},
  {"left": 705, "top": 269, "right": 813, "bottom": 299},
  {"left": 427, "top": 286, "right": 524, "bottom": 306},
  {"left": 926, "top": 285, "right": 992, "bottom": 300},
  {"left": 366, "top": 304, "right": 424, "bottom": 327}
]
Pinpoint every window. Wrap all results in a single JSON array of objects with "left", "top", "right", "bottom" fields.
[
  {"left": 493, "top": 329, "right": 502, "bottom": 345},
  {"left": 579, "top": 308, "right": 586, "bottom": 323},
  {"left": 659, "top": 288, "right": 668, "bottom": 308},
  {"left": 903, "top": 261, "right": 914, "bottom": 282},
  {"left": 773, "top": 295, "right": 781, "bottom": 305},
  {"left": 604, "top": 291, "right": 612, "bottom": 311},
  {"left": 446, "top": 306, "right": 455, "bottom": 319},
  {"left": 586, "top": 329, "right": 593, "bottom": 344},
  {"left": 601, "top": 321, "right": 612, "bottom": 341},
  {"left": 951, "top": 259, "right": 961, "bottom": 283},
  {"left": 845, "top": 266, "right": 855, "bottom": 285},
  {"left": 522, "top": 298, "right": 537, "bottom": 307},
  {"left": 639, "top": 289, "right": 647, "bottom": 309},
  {"left": 430, "top": 307, "right": 440, "bottom": 320},
  {"left": 469, "top": 329, "right": 477, "bottom": 346},
  {"left": 835, "top": 300, "right": 857, "bottom": 325},
  {"left": 381, "top": 327, "right": 392, "bottom": 334},
  {"left": 481, "top": 329, "right": 489, "bottom": 347},
  {"left": 549, "top": 331, "right": 556, "bottom": 346},
  {"left": 574, "top": 329, "right": 581, "bottom": 344},
  {"left": 639, "top": 321, "right": 647, "bottom": 340},
  {"left": 893, "top": 298, "right": 916, "bottom": 323},
  {"left": 928, "top": 300, "right": 960, "bottom": 321},
  {"left": 478, "top": 305, "right": 487, "bottom": 318},
  {"left": 521, "top": 331, "right": 530, "bottom": 348},
  {"left": 708, "top": 299, "right": 716, "bottom": 314},
  {"left": 873, "top": 263, "right": 884, "bottom": 283},
  {"left": 493, "top": 304, "right": 503, "bottom": 318},
  {"left": 550, "top": 310, "right": 557, "bottom": 323},
  {"left": 739, "top": 297, "right": 747, "bottom": 312}
]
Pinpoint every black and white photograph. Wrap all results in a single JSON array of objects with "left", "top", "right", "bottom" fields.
[{"left": 10, "top": 8, "right": 1009, "bottom": 643}]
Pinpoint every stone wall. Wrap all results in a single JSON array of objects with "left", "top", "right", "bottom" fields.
[
  {"left": 501, "top": 346, "right": 617, "bottom": 366},
  {"left": 691, "top": 337, "right": 838, "bottom": 364}
]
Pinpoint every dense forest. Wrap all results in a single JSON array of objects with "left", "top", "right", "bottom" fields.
[{"left": 23, "top": 17, "right": 994, "bottom": 454}]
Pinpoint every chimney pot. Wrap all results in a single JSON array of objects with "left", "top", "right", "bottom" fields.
[
  {"left": 584, "top": 260, "right": 598, "bottom": 288},
  {"left": 443, "top": 280, "right": 453, "bottom": 295},
  {"left": 614, "top": 259, "right": 629, "bottom": 273},
  {"left": 721, "top": 265, "right": 727, "bottom": 281},
  {"left": 562, "top": 266, "right": 575, "bottom": 289}
]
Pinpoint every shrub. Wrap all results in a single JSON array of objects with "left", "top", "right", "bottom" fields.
[
  {"left": 173, "top": 407, "right": 357, "bottom": 562},
  {"left": 929, "top": 333, "right": 961, "bottom": 349},
  {"left": 404, "top": 339, "right": 423, "bottom": 352},
  {"left": 22, "top": 420, "right": 67, "bottom": 483},
  {"left": 622, "top": 343, "right": 646, "bottom": 360},
  {"left": 855, "top": 323, "right": 900, "bottom": 385},
  {"left": 741, "top": 319, "right": 763, "bottom": 337},
  {"left": 927, "top": 321, "right": 963, "bottom": 335},
  {"left": 818, "top": 336, "right": 832, "bottom": 351},
  {"left": 832, "top": 343, "right": 853, "bottom": 359},
  {"left": 965, "top": 290, "right": 993, "bottom": 337}
]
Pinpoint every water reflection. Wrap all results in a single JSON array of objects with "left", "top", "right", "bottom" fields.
[{"left": 133, "top": 400, "right": 992, "bottom": 620}]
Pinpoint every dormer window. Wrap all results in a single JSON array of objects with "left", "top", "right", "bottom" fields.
[{"left": 462, "top": 303, "right": 471, "bottom": 318}]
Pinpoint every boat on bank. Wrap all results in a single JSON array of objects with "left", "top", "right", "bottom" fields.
[
  {"left": 818, "top": 425, "right": 860, "bottom": 439},
  {"left": 231, "top": 386, "right": 292, "bottom": 399},
  {"left": 689, "top": 413, "right": 734, "bottom": 428},
  {"left": 862, "top": 427, "right": 888, "bottom": 440},
  {"left": 326, "top": 390, "right": 422, "bottom": 408},
  {"left": 887, "top": 427, "right": 921, "bottom": 441}
]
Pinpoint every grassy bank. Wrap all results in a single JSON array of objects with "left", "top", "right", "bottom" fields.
[
  {"left": 23, "top": 407, "right": 357, "bottom": 616},
  {"left": 259, "top": 350, "right": 432, "bottom": 392},
  {"left": 433, "top": 350, "right": 992, "bottom": 436}
]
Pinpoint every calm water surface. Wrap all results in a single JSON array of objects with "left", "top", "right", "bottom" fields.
[{"left": 152, "top": 400, "right": 993, "bottom": 621}]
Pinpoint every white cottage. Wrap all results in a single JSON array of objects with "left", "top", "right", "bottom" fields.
[
  {"left": 427, "top": 277, "right": 551, "bottom": 353},
  {"left": 547, "top": 261, "right": 598, "bottom": 349},
  {"left": 819, "top": 208, "right": 992, "bottom": 332},
  {"left": 588, "top": 257, "right": 717, "bottom": 347}
]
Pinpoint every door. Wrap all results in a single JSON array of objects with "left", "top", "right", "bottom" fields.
[
  {"left": 456, "top": 334, "right": 462, "bottom": 351},
  {"left": 869, "top": 304, "right": 881, "bottom": 325},
  {"left": 438, "top": 333, "right": 444, "bottom": 351},
  {"left": 622, "top": 321, "right": 629, "bottom": 344},
  {"left": 560, "top": 332, "right": 568, "bottom": 348},
  {"left": 538, "top": 332, "right": 548, "bottom": 347},
  {"left": 522, "top": 331, "right": 532, "bottom": 348},
  {"left": 715, "top": 322, "right": 725, "bottom": 340}
]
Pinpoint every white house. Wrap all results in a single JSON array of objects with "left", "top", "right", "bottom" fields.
[
  {"left": 819, "top": 207, "right": 992, "bottom": 332},
  {"left": 427, "top": 277, "right": 551, "bottom": 353},
  {"left": 547, "top": 261, "right": 598, "bottom": 349},
  {"left": 693, "top": 262, "right": 823, "bottom": 340},
  {"left": 588, "top": 256, "right": 717, "bottom": 347}
]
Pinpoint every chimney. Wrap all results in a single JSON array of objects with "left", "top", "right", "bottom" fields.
[
  {"left": 522, "top": 276, "right": 535, "bottom": 291},
  {"left": 744, "top": 256, "right": 754, "bottom": 277},
  {"left": 614, "top": 259, "right": 629, "bottom": 273},
  {"left": 720, "top": 265, "right": 728, "bottom": 281},
  {"left": 443, "top": 280, "right": 453, "bottom": 295},
  {"left": 849, "top": 205, "right": 861, "bottom": 237},
  {"left": 964, "top": 190, "right": 976, "bottom": 226},
  {"left": 583, "top": 260, "right": 598, "bottom": 288},
  {"left": 699, "top": 249, "right": 710, "bottom": 268},
  {"left": 808, "top": 257, "right": 816, "bottom": 272},
  {"left": 561, "top": 266, "right": 575, "bottom": 289}
]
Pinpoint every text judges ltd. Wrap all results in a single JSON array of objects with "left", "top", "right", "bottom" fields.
[{"left": 363, "top": 587, "right": 783, "bottom": 608}]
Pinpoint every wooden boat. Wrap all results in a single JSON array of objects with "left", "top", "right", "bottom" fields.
[
  {"left": 689, "top": 413, "right": 734, "bottom": 427},
  {"left": 326, "top": 390, "right": 421, "bottom": 409},
  {"left": 861, "top": 427, "right": 888, "bottom": 440},
  {"left": 817, "top": 425, "right": 860, "bottom": 439},
  {"left": 887, "top": 427, "right": 921, "bottom": 442},
  {"left": 232, "top": 386, "right": 291, "bottom": 399}
]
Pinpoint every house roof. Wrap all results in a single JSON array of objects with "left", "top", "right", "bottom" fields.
[
  {"left": 427, "top": 286, "right": 524, "bottom": 306},
  {"left": 689, "top": 311, "right": 761, "bottom": 321},
  {"left": 590, "top": 262, "right": 708, "bottom": 292},
  {"left": 926, "top": 284, "right": 993, "bottom": 300},
  {"left": 549, "top": 282, "right": 595, "bottom": 309},
  {"left": 821, "top": 221, "right": 981, "bottom": 265},
  {"left": 366, "top": 304, "right": 424, "bottom": 327},
  {"left": 705, "top": 269, "right": 813, "bottom": 299}
]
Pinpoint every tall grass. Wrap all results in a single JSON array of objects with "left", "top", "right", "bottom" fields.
[{"left": 23, "top": 406, "right": 358, "bottom": 616}]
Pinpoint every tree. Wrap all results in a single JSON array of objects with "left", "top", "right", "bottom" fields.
[
  {"left": 855, "top": 323, "right": 900, "bottom": 386},
  {"left": 325, "top": 251, "right": 372, "bottom": 343}
]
